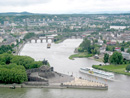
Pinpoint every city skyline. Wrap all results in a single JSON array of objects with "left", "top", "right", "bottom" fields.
[{"left": 0, "top": 0, "right": 130, "bottom": 14}]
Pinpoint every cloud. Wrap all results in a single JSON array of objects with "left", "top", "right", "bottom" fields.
[
  {"left": 0, "top": 0, "right": 51, "bottom": 6},
  {"left": 0, "top": 0, "right": 130, "bottom": 14}
]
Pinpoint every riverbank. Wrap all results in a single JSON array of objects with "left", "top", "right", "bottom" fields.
[
  {"left": 0, "top": 70, "right": 108, "bottom": 90},
  {"left": 88, "top": 56, "right": 103, "bottom": 62},
  {"left": 69, "top": 52, "right": 103, "bottom": 63},
  {"left": 13, "top": 41, "right": 26, "bottom": 55},
  {"left": 55, "top": 39, "right": 65, "bottom": 44},
  {"left": 69, "top": 52, "right": 93, "bottom": 60},
  {"left": 0, "top": 77, "right": 108, "bottom": 90},
  {"left": 92, "top": 64, "right": 130, "bottom": 76}
]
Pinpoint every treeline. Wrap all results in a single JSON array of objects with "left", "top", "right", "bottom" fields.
[
  {"left": 78, "top": 38, "right": 100, "bottom": 55},
  {"left": 0, "top": 64, "right": 27, "bottom": 84},
  {"left": 103, "top": 51, "right": 130, "bottom": 65},
  {"left": 106, "top": 41, "right": 130, "bottom": 52},
  {"left": 54, "top": 32, "right": 75, "bottom": 42},
  {"left": 23, "top": 32, "right": 35, "bottom": 40},
  {"left": 0, "top": 53, "right": 49, "bottom": 84},
  {"left": 0, "top": 45, "right": 13, "bottom": 54},
  {"left": 0, "top": 53, "right": 44, "bottom": 69}
]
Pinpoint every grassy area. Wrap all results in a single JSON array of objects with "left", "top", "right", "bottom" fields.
[
  {"left": 92, "top": 64, "right": 130, "bottom": 76},
  {"left": 89, "top": 57, "right": 103, "bottom": 62},
  {"left": 69, "top": 52, "right": 93, "bottom": 60},
  {"left": 54, "top": 39, "right": 65, "bottom": 44},
  {"left": 95, "top": 58, "right": 103, "bottom": 62}
]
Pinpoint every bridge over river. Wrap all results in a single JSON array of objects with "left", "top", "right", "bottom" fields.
[{"left": 26, "top": 35, "right": 83, "bottom": 43}]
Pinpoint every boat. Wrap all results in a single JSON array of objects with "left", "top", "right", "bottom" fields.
[
  {"left": 47, "top": 43, "right": 51, "bottom": 48},
  {"left": 79, "top": 67, "right": 114, "bottom": 81}
]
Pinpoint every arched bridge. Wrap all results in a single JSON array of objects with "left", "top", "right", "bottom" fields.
[{"left": 27, "top": 36, "right": 55, "bottom": 43}]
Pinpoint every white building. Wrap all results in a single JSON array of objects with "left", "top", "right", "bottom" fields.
[
  {"left": 0, "top": 37, "right": 3, "bottom": 43},
  {"left": 122, "top": 52, "right": 130, "bottom": 60},
  {"left": 110, "top": 26, "right": 126, "bottom": 30}
]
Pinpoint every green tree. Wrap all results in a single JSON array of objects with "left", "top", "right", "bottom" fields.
[
  {"left": 126, "top": 65, "right": 130, "bottom": 72},
  {"left": 0, "top": 64, "right": 27, "bottom": 84},
  {"left": 127, "top": 48, "right": 130, "bottom": 53},
  {"left": 0, "top": 53, "right": 13, "bottom": 64},
  {"left": 103, "top": 40, "right": 106, "bottom": 44},
  {"left": 11, "top": 55, "right": 34, "bottom": 69},
  {"left": 121, "top": 47, "right": 124, "bottom": 52},
  {"left": 80, "top": 38, "right": 91, "bottom": 53},
  {"left": 109, "top": 51, "right": 123, "bottom": 65},
  {"left": 104, "top": 53, "right": 109, "bottom": 63},
  {"left": 24, "top": 33, "right": 35, "bottom": 40}
]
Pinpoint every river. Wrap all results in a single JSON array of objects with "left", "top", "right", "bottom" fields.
[{"left": 0, "top": 39, "right": 130, "bottom": 98}]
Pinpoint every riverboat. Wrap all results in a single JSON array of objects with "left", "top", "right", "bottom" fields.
[
  {"left": 47, "top": 43, "right": 51, "bottom": 48},
  {"left": 79, "top": 67, "right": 114, "bottom": 81}
]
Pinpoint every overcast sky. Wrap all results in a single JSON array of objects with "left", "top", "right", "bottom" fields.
[{"left": 0, "top": 0, "right": 130, "bottom": 14}]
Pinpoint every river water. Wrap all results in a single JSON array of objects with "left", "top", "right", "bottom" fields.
[{"left": 0, "top": 39, "right": 130, "bottom": 98}]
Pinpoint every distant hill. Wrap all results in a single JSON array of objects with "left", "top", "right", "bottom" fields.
[
  {"left": 0, "top": 12, "right": 34, "bottom": 16},
  {"left": 0, "top": 11, "right": 130, "bottom": 16}
]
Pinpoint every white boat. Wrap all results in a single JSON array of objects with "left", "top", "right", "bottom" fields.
[{"left": 79, "top": 67, "right": 114, "bottom": 81}]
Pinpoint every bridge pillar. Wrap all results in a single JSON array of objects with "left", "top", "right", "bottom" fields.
[
  {"left": 51, "top": 39, "right": 54, "bottom": 43},
  {"left": 35, "top": 39, "right": 37, "bottom": 43},
  {"left": 29, "top": 40, "right": 31, "bottom": 43},
  {"left": 46, "top": 36, "right": 48, "bottom": 43},
  {"left": 40, "top": 39, "right": 43, "bottom": 43}
]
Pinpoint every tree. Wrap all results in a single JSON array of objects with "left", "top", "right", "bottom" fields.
[
  {"left": 0, "top": 45, "right": 13, "bottom": 54},
  {"left": 103, "top": 40, "right": 106, "bottom": 44},
  {"left": 100, "top": 35, "right": 103, "bottom": 40},
  {"left": 121, "top": 47, "right": 124, "bottom": 52},
  {"left": 127, "top": 48, "right": 130, "bottom": 53},
  {"left": 104, "top": 53, "right": 109, "bottom": 63},
  {"left": 24, "top": 33, "right": 35, "bottom": 40},
  {"left": 0, "top": 64, "right": 27, "bottom": 84},
  {"left": 0, "top": 53, "right": 13, "bottom": 64},
  {"left": 109, "top": 51, "right": 123, "bottom": 65},
  {"left": 80, "top": 38, "right": 91, "bottom": 53},
  {"left": 126, "top": 65, "right": 130, "bottom": 72},
  {"left": 11, "top": 55, "right": 34, "bottom": 69}
]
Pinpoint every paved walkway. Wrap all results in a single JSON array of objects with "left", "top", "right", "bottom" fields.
[
  {"left": 48, "top": 72, "right": 74, "bottom": 83},
  {"left": 63, "top": 78, "right": 106, "bottom": 87}
]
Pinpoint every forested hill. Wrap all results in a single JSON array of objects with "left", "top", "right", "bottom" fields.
[{"left": 0, "top": 12, "right": 34, "bottom": 16}]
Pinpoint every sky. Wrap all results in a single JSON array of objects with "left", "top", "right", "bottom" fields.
[{"left": 0, "top": 0, "right": 130, "bottom": 14}]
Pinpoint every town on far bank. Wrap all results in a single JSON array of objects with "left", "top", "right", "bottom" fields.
[{"left": 1, "top": 13, "right": 130, "bottom": 89}]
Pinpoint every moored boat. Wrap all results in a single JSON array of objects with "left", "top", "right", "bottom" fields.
[
  {"left": 79, "top": 67, "right": 114, "bottom": 81},
  {"left": 47, "top": 43, "right": 51, "bottom": 48}
]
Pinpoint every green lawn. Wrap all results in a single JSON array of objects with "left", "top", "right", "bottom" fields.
[
  {"left": 54, "top": 39, "right": 65, "bottom": 44},
  {"left": 92, "top": 64, "right": 130, "bottom": 76},
  {"left": 69, "top": 52, "right": 93, "bottom": 60}
]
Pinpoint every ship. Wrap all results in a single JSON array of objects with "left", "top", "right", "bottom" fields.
[
  {"left": 47, "top": 43, "right": 51, "bottom": 48},
  {"left": 79, "top": 67, "right": 114, "bottom": 81}
]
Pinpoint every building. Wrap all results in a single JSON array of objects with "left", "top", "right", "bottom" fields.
[
  {"left": 115, "top": 47, "right": 121, "bottom": 52},
  {"left": 100, "top": 47, "right": 106, "bottom": 54},
  {"left": 121, "top": 52, "right": 130, "bottom": 60},
  {"left": 0, "top": 37, "right": 3, "bottom": 43},
  {"left": 110, "top": 26, "right": 126, "bottom": 30},
  {"left": 107, "top": 41, "right": 116, "bottom": 45},
  {"left": 0, "top": 29, "right": 5, "bottom": 34},
  {"left": 4, "top": 21, "right": 9, "bottom": 27}
]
